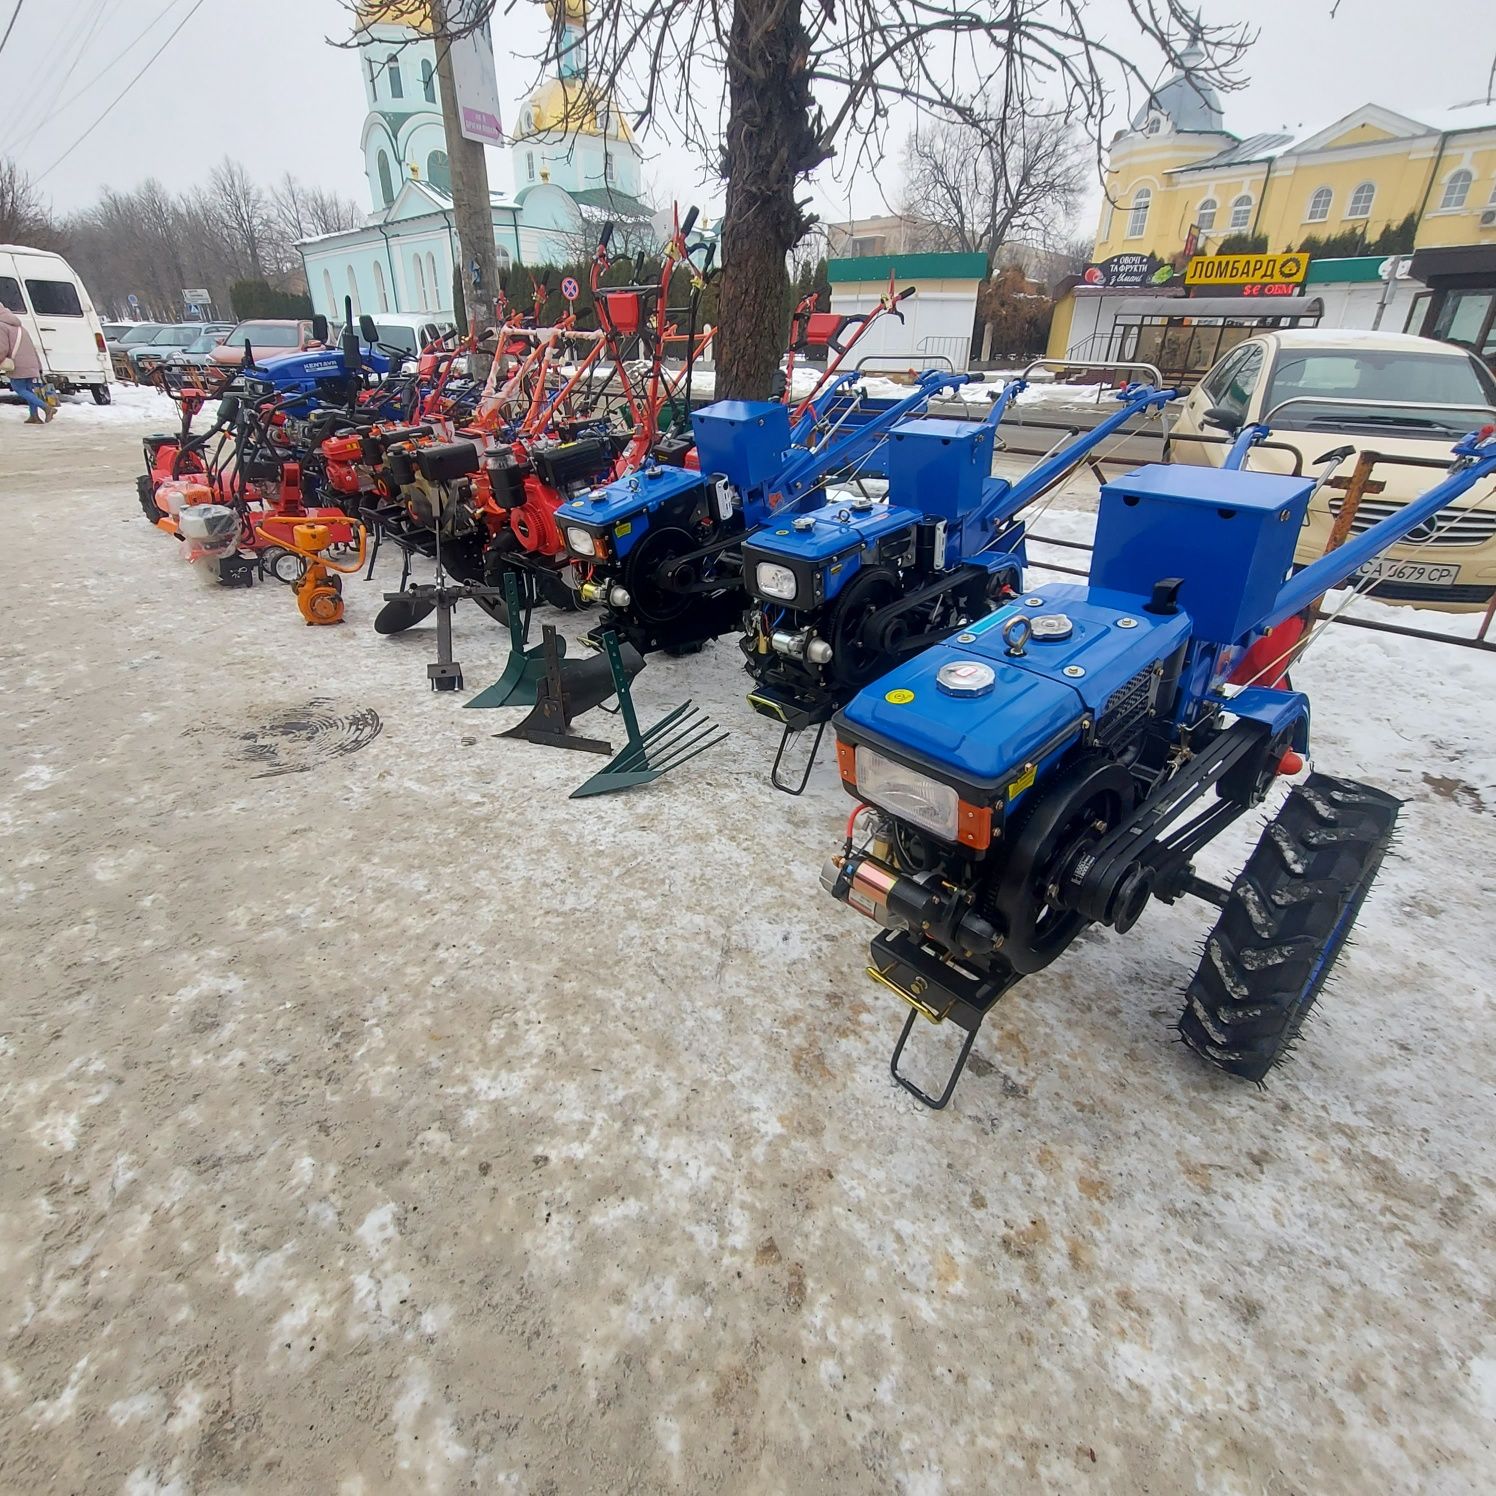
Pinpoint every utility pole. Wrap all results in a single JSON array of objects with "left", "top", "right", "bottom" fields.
[{"left": 429, "top": 0, "right": 501, "bottom": 380}]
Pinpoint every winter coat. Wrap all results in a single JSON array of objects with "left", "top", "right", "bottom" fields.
[{"left": 0, "top": 307, "right": 43, "bottom": 380}]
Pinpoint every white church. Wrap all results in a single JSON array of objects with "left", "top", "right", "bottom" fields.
[{"left": 298, "top": 0, "right": 654, "bottom": 322}]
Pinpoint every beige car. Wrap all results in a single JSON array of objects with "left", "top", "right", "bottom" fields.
[{"left": 1169, "top": 330, "right": 1496, "bottom": 609}]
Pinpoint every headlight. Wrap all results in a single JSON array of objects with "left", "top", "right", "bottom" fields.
[
  {"left": 755, "top": 560, "right": 798, "bottom": 602},
  {"left": 855, "top": 747, "right": 960, "bottom": 842},
  {"left": 566, "top": 524, "right": 597, "bottom": 556}
]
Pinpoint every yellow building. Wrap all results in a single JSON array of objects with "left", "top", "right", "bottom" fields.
[{"left": 1050, "top": 49, "right": 1496, "bottom": 369}]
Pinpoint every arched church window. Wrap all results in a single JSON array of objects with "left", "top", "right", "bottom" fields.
[
  {"left": 421, "top": 59, "right": 435, "bottom": 103},
  {"left": 373, "top": 260, "right": 390, "bottom": 313},
  {"left": 527, "top": 152, "right": 536, "bottom": 183},
  {"left": 322, "top": 269, "right": 335, "bottom": 315},
  {"left": 387, "top": 58, "right": 403, "bottom": 100},
  {"left": 377, "top": 150, "right": 394, "bottom": 207},
  {"left": 413, "top": 255, "right": 428, "bottom": 310},
  {"left": 427, "top": 150, "right": 451, "bottom": 194},
  {"left": 346, "top": 266, "right": 361, "bottom": 317},
  {"left": 426, "top": 252, "right": 440, "bottom": 307}
]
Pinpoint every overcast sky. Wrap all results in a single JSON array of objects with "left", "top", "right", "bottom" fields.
[{"left": 1, "top": 0, "right": 1492, "bottom": 235}]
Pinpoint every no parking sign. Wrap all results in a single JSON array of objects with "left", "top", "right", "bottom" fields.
[{"left": 561, "top": 276, "right": 580, "bottom": 304}]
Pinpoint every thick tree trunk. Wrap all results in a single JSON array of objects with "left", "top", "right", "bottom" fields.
[
  {"left": 431, "top": 0, "right": 501, "bottom": 382},
  {"left": 717, "top": 0, "right": 825, "bottom": 400}
]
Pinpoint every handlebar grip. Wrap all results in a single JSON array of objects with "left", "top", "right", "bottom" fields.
[
  {"left": 633, "top": 252, "right": 648, "bottom": 281},
  {"left": 680, "top": 205, "right": 699, "bottom": 236},
  {"left": 703, "top": 245, "right": 717, "bottom": 273},
  {"left": 598, "top": 222, "right": 614, "bottom": 251},
  {"left": 965, "top": 371, "right": 987, "bottom": 382},
  {"left": 896, "top": 286, "right": 917, "bottom": 302}
]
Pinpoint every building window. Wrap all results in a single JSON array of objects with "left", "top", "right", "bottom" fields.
[
  {"left": 1306, "top": 187, "right": 1332, "bottom": 223},
  {"left": 413, "top": 255, "right": 428, "bottom": 310},
  {"left": 1346, "top": 181, "right": 1375, "bottom": 220},
  {"left": 496, "top": 245, "right": 512, "bottom": 272},
  {"left": 1440, "top": 169, "right": 1473, "bottom": 211},
  {"left": 426, "top": 252, "right": 440, "bottom": 308},
  {"left": 604, "top": 154, "right": 615, "bottom": 183},
  {"left": 387, "top": 58, "right": 403, "bottom": 99},
  {"left": 1196, "top": 198, "right": 1217, "bottom": 231},
  {"left": 421, "top": 59, "right": 435, "bottom": 103},
  {"left": 372, "top": 260, "right": 390, "bottom": 313},
  {"left": 426, "top": 150, "right": 450, "bottom": 194},
  {"left": 345, "top": 266, "right": 360, "bottom": 317},
  {"left": 1126, "top": 187, "right": 1151, "bottom": 239},
  {"left": 377, "top": 150, "right": 394, "bottom": 207},
  {"left": 1228, "top": 194, "right": 1253, "bottom": 230},
  {"left": 322, "top": 269, "right": 335, "bottom": 316},
  {"left": 367, "top": 60, "right": 378, "bottom": 101},
  {"left": 527, "top": 152, "right": 536, "bottom": 183}
]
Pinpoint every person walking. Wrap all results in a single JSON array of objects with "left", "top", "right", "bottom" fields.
[{"left": 0, "top": 306, "right": 54, "bottom": 424}]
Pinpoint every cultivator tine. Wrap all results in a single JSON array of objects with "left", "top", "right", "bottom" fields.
[
  {"left": 465, "top": 571, "right": 562, "bottom": 709},
  {"left": 571, "top": 635, "right": 728, "bottom": 797}
]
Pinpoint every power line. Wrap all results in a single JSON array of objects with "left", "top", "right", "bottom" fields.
[
  {"left": 33, "top": 0, "right": 204, "bottom": 185},
  {"left": 1, "top": 0, "right": 124, "bottom": 153},
  {"left": 0, "top": 0, "right": 25, "bottom": 59}
]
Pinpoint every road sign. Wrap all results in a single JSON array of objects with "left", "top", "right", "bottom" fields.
[
  {"left": 182, "top": 287, "right": 210, "bottom": 303},
  {"left": 127, "top": 293, "right": 140, "bottom": 310},
  {"left": 1185, "top": 253, "right": 1308, "bottom": 288},
  {"left": 561, "top": 276, "right": 580, "bottom": 302}
]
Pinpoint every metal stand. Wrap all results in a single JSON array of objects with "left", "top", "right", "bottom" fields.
[{"left": 770, "top": 718, "right": 828, "bottom": 796}]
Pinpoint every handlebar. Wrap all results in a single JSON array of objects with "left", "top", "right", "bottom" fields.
[
  {"left": 681, "top": 205, "right": 699, "bottom": 236},
  {"left": 598, "top": 223, "right": 614, "bottom": 251},
  {"left": 895, "top": 286, "right": 916, "bottom": 302}
]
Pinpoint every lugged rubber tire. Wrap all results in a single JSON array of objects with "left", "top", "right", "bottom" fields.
[{"left": 1178, "top": 772, "right": 1401, "bottom": 1082}]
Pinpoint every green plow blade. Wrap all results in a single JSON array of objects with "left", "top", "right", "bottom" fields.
[{"left": 464, "top": 571, "right": 563, "bottom": 709}]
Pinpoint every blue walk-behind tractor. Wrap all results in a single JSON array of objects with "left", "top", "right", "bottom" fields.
[
  {"left": 557, "top": 370, "right": 987, "bottom": 657},
  {"left": 739, "top": 379, "right": 1179, "bottom": 790},
  {"left": 821, "top": 426, "right": 1496, "bottom": 1108}
]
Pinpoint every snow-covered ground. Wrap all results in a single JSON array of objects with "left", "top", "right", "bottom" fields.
[{"left": 1, "top": 407, "right": 1494, "bottom": 1494}]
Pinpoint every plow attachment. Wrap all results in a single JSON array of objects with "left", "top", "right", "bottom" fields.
[
  {"left": 571, "top": 634, "right": 728, "bottom": 798},
  {"left": 465, "top": 572, "right": 565, "bottom": 710},
  {"left": 498, "top": 625, "right": 645, "bottom": 754}
]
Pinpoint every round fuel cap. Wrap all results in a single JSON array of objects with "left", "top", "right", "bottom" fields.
[
  {"left": 1030, "top": 613, "right": 1074, "bottom": 640},
  {"left": 936, "top": 661, "right": 997, "bottom": 698}
]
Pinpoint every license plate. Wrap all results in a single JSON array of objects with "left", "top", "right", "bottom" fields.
[{"left": 1355, "top": 558, "right": 1460, "bottom": 586}]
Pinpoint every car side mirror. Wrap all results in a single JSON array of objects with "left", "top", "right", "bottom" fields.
[
  {"left": 312, "top": 313, "right": 329, "bottom": 345},
  {"left": 1202, "top": 404, "right": 1242, "bottom": 435},
  {"left": 359, "top": 314, "right": 378, "bottom": 345}
]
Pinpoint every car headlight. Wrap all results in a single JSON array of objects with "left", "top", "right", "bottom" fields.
[
  {"left": 566, "top": 524, "right": 598, "bottom": 557},
  {"left": 755, "top": 560, "right": 798, "bottom": 602},
  {"left": 854, "top": 747, "right": 960, "bottom": 842}
]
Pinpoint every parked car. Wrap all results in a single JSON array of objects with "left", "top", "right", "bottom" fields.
[
  {"left": 0, "top": 243, "right": 112, "bottom": 403},
  {"left": 107, "top": 322, "right": 165, "bottom": 381},
  {"left": 210, "top": 319, "right": 323, "bottom": 369},
  {"left": 129, "top": 323, "right": 217, "bottom": 380},
  {"left": 165, "top": 328, "right": 233, "bottom": 370},
  {"left": 101, "top": 320, "right": 140, "bottom": 342},
  {"left": 1169, "top": 330, "right": 1496, "bottom": 608}
]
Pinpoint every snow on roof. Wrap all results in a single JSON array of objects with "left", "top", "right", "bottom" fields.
[
  {"left": 1413, "top": 100, "right": 1496, "bottom": 135},
  {"left": 1177, "top": 132, "right": 1295, "bottom": 172}
]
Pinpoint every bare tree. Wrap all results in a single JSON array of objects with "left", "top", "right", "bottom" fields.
[
  {"left": 208, "top": 158, "right": 273, "bottom": 282},
  {"left": 550, "top": 0, "right": 1250, "bottom": 398},
  {"left": 331, "top": 1, "right": 1249, "bottom": 399},
  {"left": 0, "top": 157, "right": 64, "bottom": 250},
  {"left": 899, "top": 111, "right": 1086, "bottom": 258}
]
